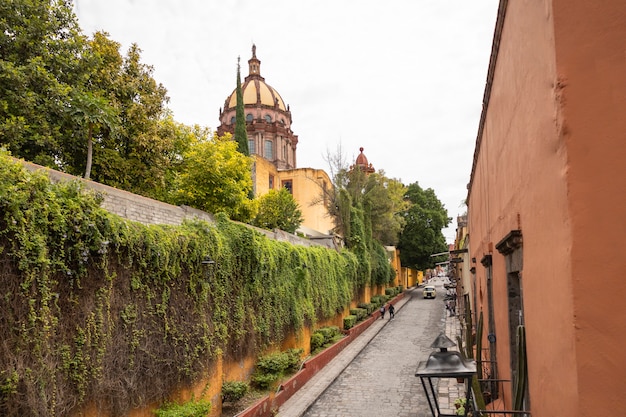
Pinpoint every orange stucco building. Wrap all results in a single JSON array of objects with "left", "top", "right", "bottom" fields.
[{"left": 464, "top": 1, "right": 626, "bottom": 416}]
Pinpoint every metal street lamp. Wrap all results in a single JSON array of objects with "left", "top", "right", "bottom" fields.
[
  {"left": 201, "top": 255, "right": 216, "bottom": 279},
  {"left": 416, "top": 333, "right": 476, "bottom": 417}
]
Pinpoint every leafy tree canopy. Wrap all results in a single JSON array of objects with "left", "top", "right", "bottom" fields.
[
  {"left": 0, "top": 2, "right": 183, "bottom": 200},
  {"left": 251, "top": 188, "right": 303, "bottom": 233},
  {"left": 0, "top": 0, "right": 86, "bottom": 167},
  {"left": 397, "top": 182, "right": 451, "bottom": 270},
  {"left": 172, "top": 133, "right": 256, "bottom": 222}
]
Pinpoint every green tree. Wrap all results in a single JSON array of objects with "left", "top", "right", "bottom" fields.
[
  {"left": 252, "top": 188, "right": 303, "bottom": 233},
  {"left": 234, "top": 57, "right": 249, "bottom": 155},
  {"left": 84, "top": 36, "right": 173, "bottom": 198},
  {"left": 66, "top": 91, "right": 119, "bottom": 179},
  {"left": 173, "top": 133, "right": 255, "bottom": 222},
  {"left": 322, "top": 145, "right": 397, "bottom": 286},
  {"left": 362, "top": 172, "right": 407, "bottom": 246},
  {"left": 0, "top": 0, "right": 86, "bottom": 167},
  {"left": 397, "top": 182, "right": 450, "bottom": 270}
]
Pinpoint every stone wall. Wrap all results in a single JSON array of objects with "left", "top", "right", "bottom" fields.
[{"left": 17, "top": 158, "right": 333, "bottom": 249}]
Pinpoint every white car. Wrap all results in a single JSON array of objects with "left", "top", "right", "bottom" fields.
[{"left": 423, "top": 285, "right": 436, "bottom": 299}]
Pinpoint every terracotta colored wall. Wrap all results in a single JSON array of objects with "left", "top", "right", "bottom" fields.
[
  {"left": 468, "top": 1, "right": 626, "bottom": 416},
  {"left": 468, "top": 0, "right": 574, "bottom": 414},
  {"left": 552, "top": 0, "right": 626, "bottom": 414}
]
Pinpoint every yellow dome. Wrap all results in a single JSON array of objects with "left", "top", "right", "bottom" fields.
[
  {"left": 226, "top": 79, "right": 286, "bottom": 111},
  {"left": 224, "top": 45, "right": 286, "bottom": 111}
]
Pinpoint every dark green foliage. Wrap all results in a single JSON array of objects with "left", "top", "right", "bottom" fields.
[
  {"left": 343, "top": 315, "right": 357, "bottom": 330},
  {"left": 250, "top": 373, "right": 279, "bottom": 390},
  {"left": 0, "top": 2, "right": 184, "bottom": 201},
  {"left": 309, "top": 333, "right": 325, "bottom": 352},
  {"left": 398, "top": 182, "right": 451, "bottom": 270},
  {"left": 349, "top": 308, "right": 368, "bottom": 321},
  {"left": 234, "top": 59, "right": 249, "bottom": 155},
  {"left": 154, "top": 399, "right": 212, "bottom": 417},
  {"left": 0, "top": 0, "right": 85, "bottom": 167},
  {"left": 370, "top": 295, "right": 388, "bottom": 308},
  {"left": 0, "top": 154, "right": 358, "bottom": 416},
  {"left": 310, "top": 326, "right": 343, "bottom": 353},
  {"left": 357, "top": 302, "right": 375, "bottom": 315},
  {"left": 385, "top": 287, "right": 400, "bottom": 297},
  {"left": 284, "top": 348, "right": 304, "bottom": 372},
  {"left": 255, "top": 352, "right": 290, "bottom": 375},
  {"left": 370, "top": 240, "right": 394, "bottom": 286},
  {"left": 251, "top": 349, "right": 302, "bottom": 390},
  {"left": 221, "top": 381, "right": 249, "bottom": 404}
]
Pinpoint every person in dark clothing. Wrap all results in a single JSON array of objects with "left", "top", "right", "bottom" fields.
[{"left": 388, "top": 303, "right": 395, "bottom": 319}]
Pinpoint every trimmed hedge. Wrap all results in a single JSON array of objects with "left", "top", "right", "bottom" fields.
[
  {"left": 349, "top": 307, "right": 368, "bottom": 322},
  {"left": 343, "top": 315, "right": 357, "bottom": 330}
]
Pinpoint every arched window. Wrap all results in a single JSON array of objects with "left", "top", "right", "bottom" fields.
[
  {"left": 246, "top": 113, "right": 253, "bottom": 122},
  {"left": 264, "top": 114, "right": 272, "bottom": 123},
  {"left": 230, "top": 116, "right": 236, "bottom": 124}
]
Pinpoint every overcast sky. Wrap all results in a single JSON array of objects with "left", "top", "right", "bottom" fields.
[{"left": 73, "top": 0, "right": 500, "bottom": 243}]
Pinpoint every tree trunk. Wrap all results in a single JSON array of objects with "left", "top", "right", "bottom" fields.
[{"left": 84, "top": 124, "right": 93, "bottom": 179}]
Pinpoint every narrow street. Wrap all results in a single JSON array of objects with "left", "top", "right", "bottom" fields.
[{"left": 302, "top": 281, "right": 449, "bottom": 417}]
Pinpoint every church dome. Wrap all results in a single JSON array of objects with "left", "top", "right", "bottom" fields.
[
  {"left": 223, "top": 45, "right": 287, "bottom": 112},
  {"left": 352, "top": 147, "right": 375, "bottom": 174},
  {"left": 224, "top": 77, "right": 286, "bottom": 111},
  {"left": 217, "top": 45, "right": 298, "bottom": 170}
]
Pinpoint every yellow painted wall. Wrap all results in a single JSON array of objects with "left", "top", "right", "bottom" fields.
[{"left": 253, "top": 157, "right": 334, "bottom": 235}]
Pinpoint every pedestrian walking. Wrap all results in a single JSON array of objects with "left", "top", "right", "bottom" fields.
[
  {"left": 388, "top": 303, "right": 395, "bottom": 319},
  {"left": 450, "top": 299, "right": 456, "bottom": 316},
  {"left": 380, "top": 305, "right": 385, "bottom": 319}
]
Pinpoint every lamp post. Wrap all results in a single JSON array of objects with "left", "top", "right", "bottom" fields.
[
  {"left": 416, "top": 333, "right": 476, "bottom": 417},
  {"left": 201, "top": 255, "right": 216, "bottom": 279}
]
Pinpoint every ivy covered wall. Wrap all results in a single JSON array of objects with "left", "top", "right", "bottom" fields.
[{"left": 0, "top": 154, "right": 359, "bottom": 416}]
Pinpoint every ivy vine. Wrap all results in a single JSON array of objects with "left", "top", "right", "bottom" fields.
[{"left": 0, "top": 153, "right": 359, "bottom": 416}]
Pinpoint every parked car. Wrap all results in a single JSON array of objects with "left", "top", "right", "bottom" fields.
[{"left": 423, "top": 285, "right": 436, "bottom": 299}]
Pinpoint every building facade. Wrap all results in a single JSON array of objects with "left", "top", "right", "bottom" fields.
[
  {"left": 464, "top": 1, "right": 626, "bottom": 416},
  {"left": 217, "top": 46, "right": 335, "bottom": 236}
]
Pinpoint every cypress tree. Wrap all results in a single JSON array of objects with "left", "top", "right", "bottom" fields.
[{"left": 234, "top": 56, "right": 249, "bottom": 155}]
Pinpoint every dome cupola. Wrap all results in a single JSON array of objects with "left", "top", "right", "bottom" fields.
[
  {"left": 217, "top": 45, "right": 298, "bottom": 169},
  {"left": 351, "top": 147, "right": 375, "bottom": 174}
]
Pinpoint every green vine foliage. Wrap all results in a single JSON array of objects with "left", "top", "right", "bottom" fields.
[{"left": 0, "top": 153, "right": 358, "bottom": 416}]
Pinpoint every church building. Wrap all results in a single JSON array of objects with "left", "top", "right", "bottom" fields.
[{"left": 217, "top": 45, "right": 335, "bottom": 237}]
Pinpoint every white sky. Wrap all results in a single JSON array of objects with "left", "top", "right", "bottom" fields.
[{"left": 73, "top": 0, "right": 500, "bottom": 243}]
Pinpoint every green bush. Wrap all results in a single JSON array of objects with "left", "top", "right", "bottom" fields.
[
  {"left": 221, "top": 381, "right": 249, "bottom": 404},
  {"left": 311, "top": 326, "right": 343, "bottom": 353},
  {"left": 310, "top": 332, "right": 325, "bottom": 352},
  {"left": 325, "top": 326, "right": 341, "bottom": 342},
  {"left": 349, "top": 307, "right": 367, "bottom": 321},
  {"left": 250, "top": 372, "right": 279, "bottom": 390},
  {"left": 284, "top": 348, "right": 304, "bottom": 372},
  {"left": 385, "top": 287, "right": 398, "bottom": 297},
  {"left": 256, "top": 352, "right": 290, "bottom": 374},
  {"left": 357, "top": 302, "right": 374, "bottom": 315},
  {"left": 343, "top": 315, "right": 357, "bottom": 330},
  {"left": 154, "top": 399, "right": 211, "bottom": 417}
]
